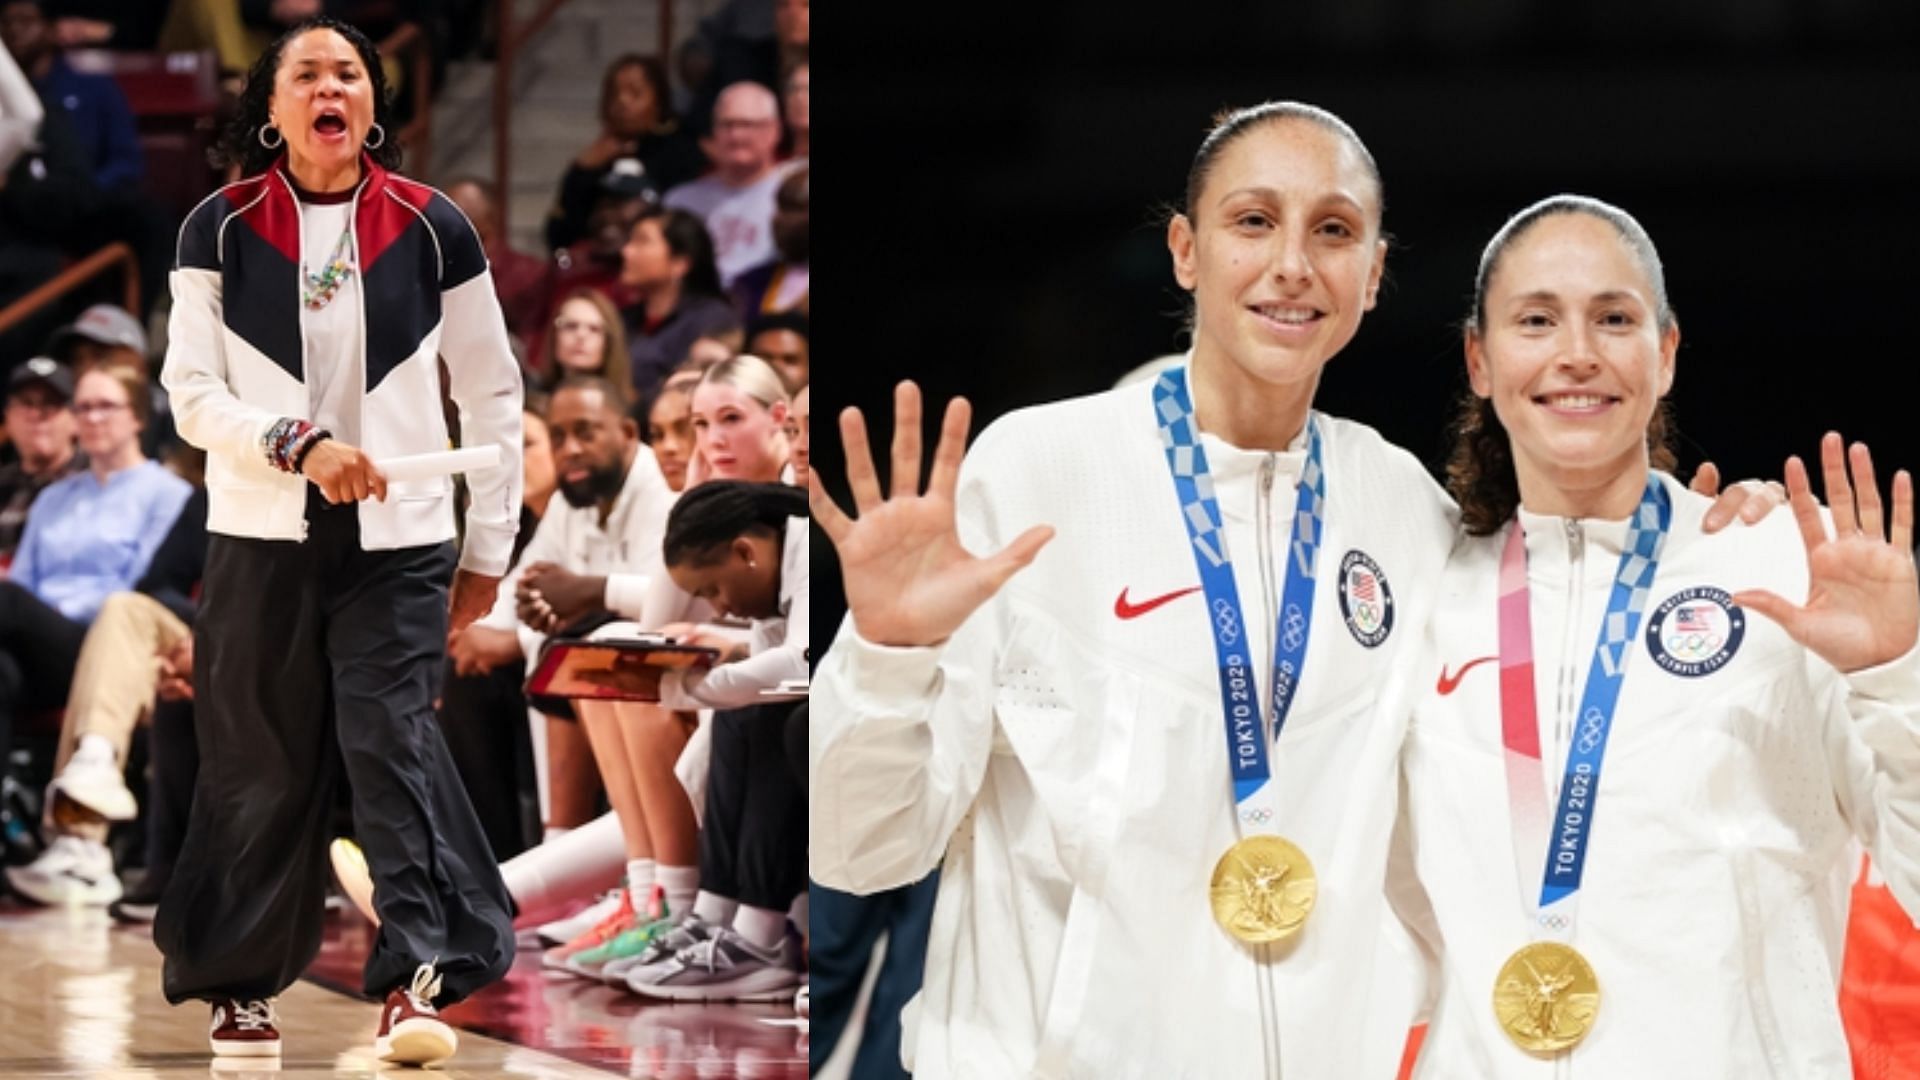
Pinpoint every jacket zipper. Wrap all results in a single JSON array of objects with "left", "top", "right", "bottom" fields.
[
  {"left": 1255, "top": 451, "right": 1284, "bottom": 1078},
  {"left": 276, "top": 169, "right": 314, "bottom": 542},
  {"left": 1551, "top": 520, "right": 1585, "bottom": 795},
  {"left": 1554, "top": 519, "right": 1583, "bottom": 1080}
]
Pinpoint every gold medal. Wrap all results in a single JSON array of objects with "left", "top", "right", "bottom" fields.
[
  {"left": 1209, "top": 835, "right": 1316, "bottom": 944},
  {"left": 1492, "top": 941, "right": 1601, "bottom": 1055}
]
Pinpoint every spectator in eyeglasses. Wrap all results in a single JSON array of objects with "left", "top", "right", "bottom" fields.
[
  {"left": 0, "top": 364, "right": 190, "bottom": 818},
  {"left": 663, "top": 81, "right": 802, "bottom": 288}
]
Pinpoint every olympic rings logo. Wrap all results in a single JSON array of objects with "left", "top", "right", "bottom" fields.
[
  {"left": 1281, "top": 604, "right": 1307, "bottom": 652},
  {"left": 1577, "top": 707, "right": 1606, "bottom": 753},
  {"left": 1213, "top": 598, "right": 1241, "bottom": 645},
  {"left": 1665, "top": 631, "right": 1724, "bottom": 657},
  {"left": 1538, "top": 913, "right": 1570, "bottom": 932},
  {"left": 1241, "top": 807, "right": 1273, "bottom": 825}
]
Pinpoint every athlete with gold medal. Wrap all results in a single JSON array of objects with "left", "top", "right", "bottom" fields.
[{"left": 1396, "top": 196, "right": 1920, "bottom": 1076}]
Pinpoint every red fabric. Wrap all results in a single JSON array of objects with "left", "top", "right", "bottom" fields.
[
  {"left": 1398, "top": 1025, "right": 1425, "bottom": 1079},
  {"left": 1844, "top": 855, "right": 1920, "bottom": 1079}
]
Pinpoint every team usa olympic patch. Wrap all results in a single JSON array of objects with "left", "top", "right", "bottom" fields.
[
  {"left": 1337, "top": 550, "right": 1393, "bottom": 648},
  {"left": 1645, "top": 586, "right": 1746, "bottom": 677}
]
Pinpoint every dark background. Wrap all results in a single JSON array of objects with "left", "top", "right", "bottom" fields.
[{"left": 830, "top": 2, "right": 1920, "bottom": 515}]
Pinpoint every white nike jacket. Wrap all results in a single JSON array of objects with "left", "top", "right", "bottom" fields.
[
  {"left": 812, "top": 373, "right": 1457, "bottom": 1079},
  {"left": 1398, "top": 474, "right": 1920, "bottom": 1079}
]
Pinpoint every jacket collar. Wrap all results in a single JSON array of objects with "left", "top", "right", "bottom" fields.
[{"left": 258, "top": 152, "right": 388, "bottom": 208}]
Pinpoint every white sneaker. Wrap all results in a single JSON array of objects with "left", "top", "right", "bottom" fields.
[
  {"left": 50, "top": 740, "right": 136, "bottom": 821},
  {"left": 5, "top": 835, "right": 122, "bottom": 905},
  {"left": 535, "top": 890, "right": 623, "bottom": 948}
]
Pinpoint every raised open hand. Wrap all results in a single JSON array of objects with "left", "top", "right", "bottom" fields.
[
  {"left": 809, "top": 381, "right": 1054, "bottom": 647},
  {"left": 1732, "top": 433, "right": 1919, "bottom": 673}
]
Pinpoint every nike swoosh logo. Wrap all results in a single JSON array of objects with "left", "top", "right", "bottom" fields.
[
  {"left": 1115, "top": 585, "right": 1202, "bottom": 620},
  {"left": 1436, "top": 655, "right": 1498, "bottom": 696}
]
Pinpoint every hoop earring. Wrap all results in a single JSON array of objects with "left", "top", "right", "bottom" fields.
[
  {"left": 364, "top": 123, "right": 386, "bottom": 150},
  {"left": 258, "top": 124, "right": 283, "bottom": 149}
]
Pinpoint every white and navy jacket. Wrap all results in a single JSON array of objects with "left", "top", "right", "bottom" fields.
[{"left": 160, "top": 157, "right": 524, "bottom": 575}]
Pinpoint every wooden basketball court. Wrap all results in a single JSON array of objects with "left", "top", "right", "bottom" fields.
[{"left": 0, "top": 899, "right": 808, "bottom": 1078}]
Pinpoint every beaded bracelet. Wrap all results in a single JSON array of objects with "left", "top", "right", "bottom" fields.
[
  {"left": 262, "top": 417, "right": 333, "bottom": 474},
  {"left": 290, "top": 428, "right": 332, "bottom": 474}
]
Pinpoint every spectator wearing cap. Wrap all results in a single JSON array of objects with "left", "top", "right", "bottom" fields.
[
  {"left": 49, "top": 302, "right": 178, "bottom": 461},
  {"left": 448, "top": 175, "right": 550, "bottom": 353},
  {"left": 729, "top": 163, "right": 807, "bottom": 319},
  {"left": 0, "top": 356, "right": 83, "bottom": 563},
  {"left": 744, "top": 310, "right": 808, "bottom": 395},
  {"left": 544, "top": 54, "right": 703, "bottom": 253},
  {"left": 663, "top": 81, "right": 801, "bottom": 288},
  {"left": 526, "top": 164, "right": 655, "bottom": 374}
]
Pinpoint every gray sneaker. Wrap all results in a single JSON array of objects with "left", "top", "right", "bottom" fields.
[
  {"left": 624, "top": 925, "right": 803, "bottom": 1002},
  {"left": 610, "top": 911, "right": 714, "bottom": 981}
]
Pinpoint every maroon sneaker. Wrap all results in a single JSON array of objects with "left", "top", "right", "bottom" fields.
[
  {"left": 208, "top": 998, "right": 280, "bottom": 1057},
  {"left": 374, "top": 961, "right": 457, "bottom": 1066}
]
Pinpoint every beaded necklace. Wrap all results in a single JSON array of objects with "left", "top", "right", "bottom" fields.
[{"left": 302, "top": 221, "right": 355, "bottom": 310}]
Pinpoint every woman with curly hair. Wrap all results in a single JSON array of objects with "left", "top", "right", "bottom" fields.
[{"left": 154, "top": 15, "right": 524, "bottom": 1068}]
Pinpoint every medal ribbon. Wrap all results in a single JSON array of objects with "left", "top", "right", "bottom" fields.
[
  {"left": 1153, "top": 367, "right": 1326, "bottom": 828},
  {"left": 1497, "top": 480, "right": 1669, "bottom": 937}
]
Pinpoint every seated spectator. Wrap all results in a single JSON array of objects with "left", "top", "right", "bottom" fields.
[
  {"left": 781, "top": 60, "right": 807, "bottom": 160},
  {"left": 685, "top": 332, "right": 738, "bottom": 370},
  {"left": 49, "top": 302, "right": 178, "bottom": 461},
  {"left": 619, "top": 206, "right": 740, "bottom": 403},
  {"left": 744, "top": 310, "right": 808, "bottom": 395},
  {"left": 641, "top": 370, "right": 702, "bottom": 492},
  {"left": 670, "top": 34, "right": 709, "bottom": 119},
  {"left": 0, "top": 365, "right": 190, "bottom": 808},
  {"left": 527, "top": 165, "right": 654, "bottom": 372},
  {"left": 0, "top": 31, "right": 38, "bottom": 172},
  {"left": 545, "top": 54, "right": 703, "bottom": 253},
  {"left": 663, "top": 81, "right": 802, "bottom": 288},
  {"left": 2, "top": 0, "right": 140, "bottom": 192},
  {"left": 0, "top": 357, "right": 85, "bottom": 565},
  {"left": 4, "top": 0, "right": 173, "bottom": 320},
  {"left": 448, "top": 176, "right": 550, "bottom": 354},
  {"left": 5, "top": 480, "right": 208, "bottom": 909},
  {"left": 686, "top": 353, "right": 790, "bottom": 486},
  {"left": 537, "top": 289, "right": 631, "bottom": 404},
  {"left": 729, "top": 163, "right": 807, "bottom": 318}
]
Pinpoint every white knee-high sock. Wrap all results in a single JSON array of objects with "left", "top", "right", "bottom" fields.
[{"left": 501, "top": 812, "right": 625, "bottom": 926}]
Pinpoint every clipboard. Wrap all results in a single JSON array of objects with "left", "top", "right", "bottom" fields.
[{"left": 526, "top": 637, "right": 721, "bottom": 702}]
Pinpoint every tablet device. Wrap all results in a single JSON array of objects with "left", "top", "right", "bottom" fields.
[{"left": 526, "top": 637, "right": 721, "bottom": 702}]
